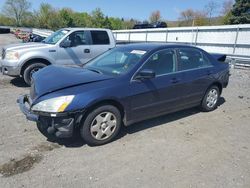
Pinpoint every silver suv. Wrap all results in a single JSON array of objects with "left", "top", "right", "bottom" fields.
[{"left": 0, "top": 28, "right": 116, "bottom": 85}]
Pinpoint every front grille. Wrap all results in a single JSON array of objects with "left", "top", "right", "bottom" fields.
[{"left": 2, "top": 48, "right": 5, "bottom": 59}]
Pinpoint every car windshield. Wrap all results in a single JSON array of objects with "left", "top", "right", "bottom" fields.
[
  {"left": 43, "top": 29, "right": 69, "bottom": 44},
  {"left": 84, "top": 48, "right": 147, "bottom": 76}
]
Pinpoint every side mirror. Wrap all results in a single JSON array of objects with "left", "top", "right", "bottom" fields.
[
  {"left": 135, "top": 69, "right": 155, "bottom": 80},
  {"left": 60, "top": 40, "right": 71, "bottom": 48}
]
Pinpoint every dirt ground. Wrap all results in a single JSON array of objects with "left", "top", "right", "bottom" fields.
[{"left": 0, "top": 34, "right": 250, "bottom": 188}]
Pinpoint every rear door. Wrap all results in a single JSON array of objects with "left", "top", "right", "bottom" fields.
[
  {"left": 128, "top": 49, "right": 185, "bottom": 122},
  {"left": 57, "top": 30, "right": 91, "bottom": 65},
  {"left": 177, "top": 48, "right": 214, "bottom": 106},
  {"left": 89, "top": 30, "right": 112, "bottom": 59}
]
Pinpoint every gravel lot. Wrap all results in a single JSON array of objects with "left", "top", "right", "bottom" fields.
[{"left": 0, "top": 34, "right": 250, "bottom": 188}]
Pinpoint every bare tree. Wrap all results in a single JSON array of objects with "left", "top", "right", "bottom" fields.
[
  {"left": 2, "top": 0, "right": 31, "bottom": 26},
  {"left": 205, "top": 0, "right": 219, "bottom": 25},
  {"left": 221, "top": 0, "right": 233, "bottom": 15},
  {"left": 179, "top": 9, "right": 208, "bottom": 26},
  {"left": 178, "top": 9, "right": 196, "bottom": 26},
  {"left": 149, "top": 10, "right": 161, "bottom": 23},
  {"left": 180, "top": 9, "right": 196, "bottom": 21}
]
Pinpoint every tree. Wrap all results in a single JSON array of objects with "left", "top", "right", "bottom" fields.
[
  {"left": 109, "top": 17, "right": 123, "bottom": 30},
  {"left": 0, "top": 15, "right": 15, "bottom": 26},
  {"left": 179, "top": 9, "right": 196, "bottom": 26},
  {"left": 72, "top": 12, "right": 92, "bottom": 27},
  {"left": 179, "top": 9, "right": 208, "bottom": 26},
  {"left": 2, "top": 0, "right": 31, "bottom": 26},
  {"left": 149, "top": 10, "right": 161, "bottom": 23},
  {"left": 122, "top": 18, "right": 138, "bottom": 29},
  {"left": 221, "top": 0, "right": 234, "bottom": 15},
  {"left": 34, "top": 3, "right": 64, "bottom": 30},
  {"left": 59, "top": 8, "right": 74, "bottom": 27},
  {"left": 205, "top": 1, "right": 219, "bottom": 25},
  {"left": 90, "top": 8, "right": 112, "bottom": 29},
  {"left": 91, "top": 8, "right": 105, "bottom": 28},
  {"left": 229, "top": 0, "right": 250, "bottom": 24},
  {"left": 220, "top": 0, "right": 234, "bottom": 24},
  {"left": 194, "top": 11, "right": 208, "bottom": 26}
]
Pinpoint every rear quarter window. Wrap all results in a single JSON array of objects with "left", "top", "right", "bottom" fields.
[
  {"left": 91, "top": 31, "right": 110, "bottom": 45},
  {"left": 178, "top": 48, "right": 212, "bottom": 71}
]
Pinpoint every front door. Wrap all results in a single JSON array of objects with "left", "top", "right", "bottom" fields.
[
  {"left": 56, "top": 31, "right": 91, "bottom": 66},
  {"left": 128, "top": 49, "right": 185, "bottom": 122}
]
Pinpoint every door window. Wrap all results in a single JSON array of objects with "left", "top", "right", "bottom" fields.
[
  {"left": 178, "top": 48, "right": 212, "bottom": 71},
  {"left": 141, "top": 49, "right": 176, "bottom": 76},
  {"left": 91, "top": 31, "right": 110, "bottom": 45},
  {"left": 64, "top": 31, "right": 88, "bottom": 47}
]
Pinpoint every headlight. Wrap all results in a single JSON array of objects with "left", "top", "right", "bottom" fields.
[
  {"left": 5, "top": 51, "right": 19, "bottom": 60},
  {"left": 31, "top": 95, "right": 75, "bottom": 113}
]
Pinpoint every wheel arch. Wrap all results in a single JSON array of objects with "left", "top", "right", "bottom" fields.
[
  {"left": 20, "top": 58, "right": 51, "bottom": 76},
  {"left": 82, "top": 99, "right": 126, "bottom": 124},
  {"left": 209, "top": 81, "right": 223, "bottom": 94}
]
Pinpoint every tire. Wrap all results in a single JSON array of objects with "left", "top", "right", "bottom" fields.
[
  {"left": 80, "top": 105, "right": 122, "bottom": 146},
  {"left": 23, "top": 63, "right": 47, "bottom": 86},
  {"left": 200, "top": 85, "right": 220, "bottom": 112}
]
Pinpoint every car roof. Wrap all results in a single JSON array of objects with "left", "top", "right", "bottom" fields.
[
  {"left": 117, "top": 43, "right": 197, "bottom": 52},
  {"left": 63, "top": 27, "right": 111, "bottom": 32}
]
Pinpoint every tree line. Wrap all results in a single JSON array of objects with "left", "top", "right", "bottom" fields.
[{"left": 0, "top": 0, "right": 249, "bottom": 30}]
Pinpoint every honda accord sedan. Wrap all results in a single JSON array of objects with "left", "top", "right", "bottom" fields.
[{"left": 18, "top": 43, "right": 230, "bottom": 146}]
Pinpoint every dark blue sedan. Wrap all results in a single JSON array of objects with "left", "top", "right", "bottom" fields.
[{"left": 18, "top": 44, "right": 230, "bottom": 146}]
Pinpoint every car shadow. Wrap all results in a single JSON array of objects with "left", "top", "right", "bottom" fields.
[
  {"left": 47, "top": 128, "right": 86, "bottom": 148},
  {"left": 10, "top": 77, "right": 29, "bottom": 88},
  {"left": 47, "top": 97, "right": 226, "bottom": 148}
]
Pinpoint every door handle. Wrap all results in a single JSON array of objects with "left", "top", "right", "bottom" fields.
[
  {"left": 84, "top": 49, "right": 90, "bottom": 53},
  {"left": 171, "top": 78, "right": 180, "bottom": 84}
]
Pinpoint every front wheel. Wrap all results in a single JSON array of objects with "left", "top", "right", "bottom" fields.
[
  {"left": 80, "top": 105, "right": 122, "bottom": 146},
  {"left": 200, "top": 85, "right": 220, "bottom": 112},
  {"left": 23, "top": 63, "right": 47, "bottom": 86}
]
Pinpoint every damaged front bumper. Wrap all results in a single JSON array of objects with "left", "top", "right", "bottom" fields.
[{"left": 17, "top": 95, "right": 84, "bottom": 138}]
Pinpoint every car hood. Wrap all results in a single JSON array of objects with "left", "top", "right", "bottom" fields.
[
  {"left": 31, "top": 65, "right": 113, "bottom": 99},
  {"left": 4, "top": 42, "right": 52, "bottom": 52}
]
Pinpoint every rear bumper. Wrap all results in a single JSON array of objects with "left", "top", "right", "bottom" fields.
[{"left": 17, "top": 95, "right": 84, "bottom": 138}]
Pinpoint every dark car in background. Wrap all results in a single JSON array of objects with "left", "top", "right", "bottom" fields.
[
  {"left": 18, "top": 43, "right": 229, "bottom": 146},
  {"left": 133, "top": 22, "right": 167, "bottom": 29},
  {"left": 152, "top": 21, "right": 167, "bottom": 28},
  {"left": 27, "top": 34, "right": 46, "bottom": 42}
]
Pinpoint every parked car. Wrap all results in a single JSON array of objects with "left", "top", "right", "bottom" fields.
[
  {"left": 18, "top": 43, "right": 230, "bottom": 146},
  {"left": 133, "top": 23, "right": 153, "bottom": 29},
  {"left": 32, "top": 35, "right": 46, "bottom": 42},
  {"left": 133, "top": 22, "right": 167, "bottom": 29},
  {"left": 152, "top": 22, "right": 167, "bottom": 28},
  {"left": 0, "top": 28, "right": 115, "bottom": 85},
  {"left": 23, "top": 34, "right": 46, "bottom": 43}
]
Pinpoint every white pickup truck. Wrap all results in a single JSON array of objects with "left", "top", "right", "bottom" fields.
[{"left": 0, "top": 28, "right": 116, "bottom": 85}]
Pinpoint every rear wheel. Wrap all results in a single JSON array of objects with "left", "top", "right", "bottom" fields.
[
  {"left": 200, "top": 85, "right": 220, "bottom": 112},
  {"left": 80, "top": 105, "right": 122, "bottom": 146},
  {"left": 23, "top": 62, "right": 47, "bottom": 86}
]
